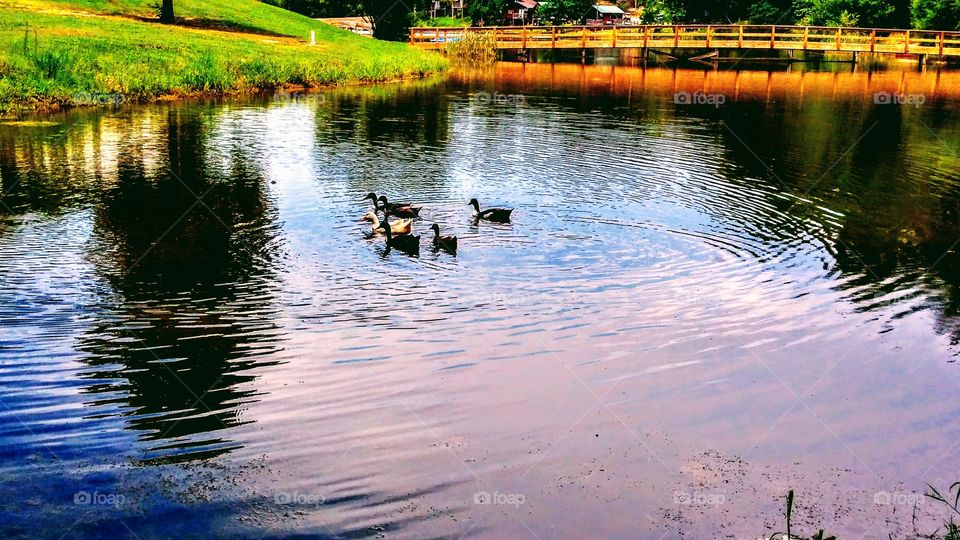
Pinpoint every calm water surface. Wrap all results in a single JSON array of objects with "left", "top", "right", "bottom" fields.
[{"left": 3, "top": 63, "right": 960, "bottom": 538}]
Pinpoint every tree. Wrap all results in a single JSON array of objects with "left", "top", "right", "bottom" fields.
[
  {"left": 639, "top": 0, "right": 686, "bottom": 23},
  {"left": 794, "top": 0, "right": 905, "bottom": 27},
  {"left": 360, "top": 0, "right": 413, "bottom": 40},
  {"left": 466, "top": 0, "right": 508, "bottom": 25},
  {"left": 681, "top": 0, "right": 747, "bottom": 22},
  {"left": 675, "top": 0, "right": 795, "bottom": 23},
  {"left": 159, "top": 0, "right": 175, "bottom": 23},
  {"left": 746, "top": 0, "right": 795, "bottom": 23},
  {"left": 537, "top": 0, "right": 594, "bottom": 24},
  {"left": 277, "top": 0, "right": 364, "bottom": 18},
  {"left": 912, "top": 0, "right": 960, "bottom": 29}
]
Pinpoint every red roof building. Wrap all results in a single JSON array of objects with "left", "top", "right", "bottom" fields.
[{"left": 503, "top": 0, "right": 538, "bottom": 25}]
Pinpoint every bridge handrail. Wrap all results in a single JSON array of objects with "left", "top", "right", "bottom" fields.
[
  {"left": 411, "top": 24, "right": 960, "bottom": 37},
  {"left": 410, "top": 24, "right": 960, "bottom": 57}
]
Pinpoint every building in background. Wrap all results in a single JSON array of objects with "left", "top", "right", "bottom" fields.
[
  {"left": 504, "top": 0, "right": 538, "bottom": 25},
  {"left": 589, "top": 4, "right": 625, "bottom": 25},
  {"left": 428, "top": 0, "right": 467, "bottom": 19},
  {"left": 317, "top": 17, "right": 372, "bottom": 36}
]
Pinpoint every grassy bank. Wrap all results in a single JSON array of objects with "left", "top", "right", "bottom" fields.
[
  {"left": 0, "top": 0, "right": 448, "bottom": 114},
  {"left": 414, "top": 16, "right": 471, "bottom": 27}
]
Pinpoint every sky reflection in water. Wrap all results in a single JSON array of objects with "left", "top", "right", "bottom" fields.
[{"left": 2, "top": 63, "right": 960, "bottom": 538}]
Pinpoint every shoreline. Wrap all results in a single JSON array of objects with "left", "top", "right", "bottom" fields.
[{"left": 0, "top": 72, "right": 448, "bottom": 118}]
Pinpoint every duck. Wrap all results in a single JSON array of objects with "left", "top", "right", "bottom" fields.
[
  {"left": 378, "top": 222, "right": 421, "bottom": 255},
  {"left": 361, "top": 211, "right": 412, "bottom": 235},
  {"left": 430, "top": 223, "right": 458, "bottom": 253},
  {"left": 378, "top": 196, "right": 422, "bottom": 218},
  {"left": 469, "top": 198, "right": 513, "bottom": 223},
  {"left": 364, "top": 192, "right": 412, "bottom": 209}
]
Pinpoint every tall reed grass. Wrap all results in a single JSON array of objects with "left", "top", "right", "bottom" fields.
[{"left": 445, "top": 31, "right": 496, "bottom": 62}]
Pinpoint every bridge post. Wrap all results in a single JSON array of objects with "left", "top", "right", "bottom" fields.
[
  {"left": 581, "top": 26, "right": 587, "bottom": 64},
  {"left": 551, "top": 26, "right": 557, "bottom": 48},
  {"left": 674, "top": 26, "right": 680, "bottom": 48},
  {"left": 904, "top": 30, "right": 910, "bottom": 53},
  {"left": 770, "top": 25, "right": 775, "bottom": 49},
  {"left": 644, "top": 25, "right": 650, "bottom": 50},
  {"left": 522, "top": 25, "right": 527, "bottom": 50},
  {"left": 835, "top": 27, "right": 841, "bottom": 51},
  {"left": 612, "top": 25, "right": 617, "bottom": 48},
  {"left": 706, "top": 25, "right": 711, "bottom": 48},
  {"left": 940, "top": 31, "right": 945, "bottom": 56},
  {"left": 738, "top": 25, "right": 743, "bottom": 48},
  {"left": 869, "top": 29, "right": 875, "bottom": 53},
  {"left": 802, "top": 26, "right": 808, "bottom": 49}
]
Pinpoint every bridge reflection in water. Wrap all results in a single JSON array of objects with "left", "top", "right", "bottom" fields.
[{"left": 454, "top": 61, "right": 960, "bottom": 102}]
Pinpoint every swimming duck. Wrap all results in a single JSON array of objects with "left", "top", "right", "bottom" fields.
[
  {"left": 378, "top": 196, "right": 422, "bottom": 218},
  {"left": 430, "top": 223, "right": 458, "bottom": 253},
  {"left": 364, "top": 192, "right": 412, "bottom": 209},
  {"left": 469, "top": 198, "right": 513, "bottom": 223},
  {"left": 361, "top": 211, "right": 412, "bottom": 235},
  {"left": 378, "top": 222, "right": 421, "bottom": 255}
]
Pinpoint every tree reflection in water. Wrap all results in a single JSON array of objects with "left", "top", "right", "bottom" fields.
[{"left": 77, "top": 106, "right": 286, "bottom": 463}]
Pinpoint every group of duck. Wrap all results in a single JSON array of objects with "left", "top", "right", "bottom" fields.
[{"left": 360, "top": 192, "right": 514, "bottom": 256}]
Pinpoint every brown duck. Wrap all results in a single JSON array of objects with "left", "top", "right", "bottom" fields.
[{"left": 430, "top": 223, "right": 458, "bottom": 253}]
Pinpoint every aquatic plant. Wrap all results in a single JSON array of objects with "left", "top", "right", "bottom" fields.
[
  {"left": 764, "top": 490, "right": 836, "bottom": 540},
  {"left": 445, "top": 30, "right": 496, "bottom": 62},
  {"left": 925, "top": 482, "right": 960, "bottom": 539}
]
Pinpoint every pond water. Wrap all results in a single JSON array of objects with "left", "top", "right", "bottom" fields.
[{"left": 3, "top": 62, "right": 960, "bottom": 538}]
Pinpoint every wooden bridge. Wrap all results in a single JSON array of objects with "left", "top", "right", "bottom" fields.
[{"left": 410, "top": 24, "right": 960, "bottom": 57}]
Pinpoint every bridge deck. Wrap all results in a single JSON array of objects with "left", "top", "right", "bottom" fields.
[{"left": 410, "top": 25, "right": 960, "bottom": 57}]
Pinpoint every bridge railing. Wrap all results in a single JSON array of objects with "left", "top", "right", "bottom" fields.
[{"left": 409, "top": 24, "right": 960, "bottom": 56}]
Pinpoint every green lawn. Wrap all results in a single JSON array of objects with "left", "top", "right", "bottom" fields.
[
  {"left": 414, "top": 16, "right": 472, "bottom": 27},
  {"left": 0, "top": 0, "right": 448, "bottom": 113}
]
